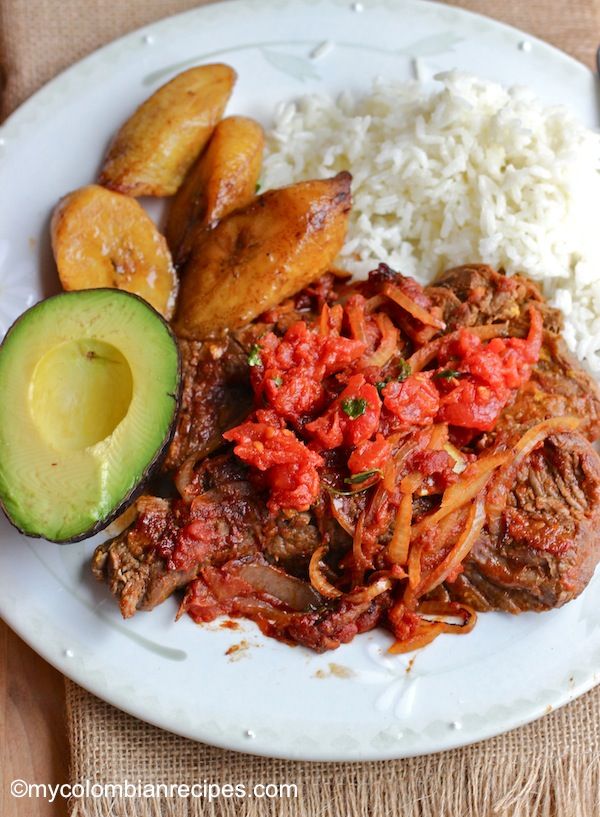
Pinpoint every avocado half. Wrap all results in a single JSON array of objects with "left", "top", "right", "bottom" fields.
[{"left": 0, "top": 288, "right": 180, "bottom": 543}]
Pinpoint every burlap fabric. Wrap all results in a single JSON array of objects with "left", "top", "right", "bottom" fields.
[{"left": 2, "top": 1, "right": 600, "bottom": 815}]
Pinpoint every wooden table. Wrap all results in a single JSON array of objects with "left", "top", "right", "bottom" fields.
[{"left": 1, "top": 622, "right": 68, "bottom": 817}]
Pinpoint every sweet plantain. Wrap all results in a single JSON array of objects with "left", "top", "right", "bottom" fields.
[
  {"left": 51, "top": 185, "right": 177, "bottom": 318},
  {"left": 99, "top": 64, "right": 236, "bottom": 196},
  {"left": 166, "top": 115, "right": 265, "bottom": 264},
  {"left": 174, "top": 172, "right": 352, "bottom": 339}
]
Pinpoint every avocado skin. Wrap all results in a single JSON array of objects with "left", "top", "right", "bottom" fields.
[{"left": 0, "top": 288, "right": 182, "bottom": 544}]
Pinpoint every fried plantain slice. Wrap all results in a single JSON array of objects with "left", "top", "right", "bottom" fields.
[
  {"left": 173, "top": 172, "right": 352, "bottom": 339},
  {"left": 166, "top": 115, "right": 265, "bottom": 265},
  {"left": 51, "top": 185, "right": 177, "bottom": 318},
  {"left": 99, "top": 64, "right": 236, "bottom": 196}
]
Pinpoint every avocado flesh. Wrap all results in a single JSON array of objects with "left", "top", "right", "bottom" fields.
[{"left": 0, "top": 289, "right": 179, "bottom": 542}]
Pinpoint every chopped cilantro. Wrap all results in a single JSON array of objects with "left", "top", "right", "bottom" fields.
[
  {"left": 344, "top": 469, "right": 382, "bottom": 485},
  {"left": 272, "top": 376, "right": 283, "bottom": 387},
  {"left": 434, "top": 369, "right": 462, "bottom": 380},
  {"left": 397, "top": 359, "right": 411, "bottom": 381},
  {"left": 247, "top": 344, "right": 262, "bottom": 367},
  {"left": 255, "top": 182, "right": 261, "bottom": 193},
  {"left": 375, "top": 380, "right": 389, "bottom": 393},
  {"left": 341, "top": 397, "right": 367, "bottom": 419}
]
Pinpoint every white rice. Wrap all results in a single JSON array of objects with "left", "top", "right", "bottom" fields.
[{"left": 261, "top": 72, "right": 600, "bottom": 371}]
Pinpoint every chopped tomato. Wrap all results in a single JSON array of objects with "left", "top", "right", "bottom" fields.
[
  {"left": 382, "top": 373, "right": 440, "bottom": 426},
  {"left": 223, "top": 280, "right": 542, "bottom": 514},
  {"left": 306, "top": 374, "right": 381, "bottom": 449},
  {"left": 252, "top": 320, "right": 365, "bottom": 420},
  {"left": 348, "top": 434, "right": 392, "bottom": 475},
  {"left": 437, "top": 380, "right": 507, "bottom": 430},
  {"left": 436, "top": 308, "right": 542, "bottom": 430},
  {"left": 223, "top": 410, "right": 323, "bottom": 513}
]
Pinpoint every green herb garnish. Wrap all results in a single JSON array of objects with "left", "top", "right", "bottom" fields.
[
  {"left": 272, "top": 376, "right": 283, "bottom": 387},
  {"left": 255, "top": 182, "right": 261, "bottom": 193},
  {"left": 433, "top": 369, "right": 462, "bottom": 380},
  {"left": 341, "top": 397, "right": 367, "bottom": 419},
  {"left": 247, "top": 344, "right": 262, "bottom": 367},
  {"left": 324, "top": 483, "right": 374, "bottom": 496},
  {"left": 375, "top": 380, "right": 389, "bottom": 393},
  {"left": 397, "top": 359, "right": 412, "bottom": 381},
  {"left": 344, "top": 469, "right": 382, "bottom": 485}
]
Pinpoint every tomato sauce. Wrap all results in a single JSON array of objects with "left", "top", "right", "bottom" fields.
[{"left": 224, "top": 272, "right": 542, "bottom": 514}]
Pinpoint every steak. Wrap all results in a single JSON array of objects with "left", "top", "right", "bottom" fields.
[
  {"left": 92, "top": 454, "right": 323, "bottom": 616},
  {"left": 427, "top": 265, "right": 600, "bottom": 612},
  {"left": 427, "top": 265, "right": 600, "bottom": 442},
  {"left": 92, "top": 264, "right": 600, "bottom": 645},
  {"left": 91, "top": 496, "right": 196, "bottom": 619},
  {"left": 164, "top": 336, "right": 253, "bottom": 472},
  {"left": 447, "top": 432, "right": 600, "bottom": 612},
  {"left": 427, "top": 264, "right": 562, "bottom": 336}
]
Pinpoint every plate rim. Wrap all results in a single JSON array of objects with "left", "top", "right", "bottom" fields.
[{"left": 0, "top": 0, "right": 598, "bottom": 761}]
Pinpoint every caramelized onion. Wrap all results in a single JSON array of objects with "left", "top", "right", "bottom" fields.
[
  {"left": 408, "top": 323, "right": 509, "bottom": 373},
  {"left": 352, "top": 511, "right": 369, "bottom": 578},
  {"left": 443, "top": 442, "right": 467, "bottom": 474},
  {"left": 346, "top": 300, "right": 368, "bottom": 344},
  {"left": 387, "top": 492, "right": 413, "bottom": 565},
  {"left": 416, "top": 495, "right": 485, "bottom": 596},
  {"left": 309, "top": 547, "right": 343, "bottom": 599},
  {"left": 346, "top": 577, "right": 392, "bottom": 604},
  {"left": 382, "top": 283, "right": 445, "bottom": 329},
  {"left": 238, "top": 563, "right": 322, "bottom": 612},
  {"left": 319, "top": 302, "right": 344, "bottom": 336},
  {"left": 486, "top": 416, "right": 581, "bottom": 536},
  {"left": 407, "top": 539, "right": 423, "bottom": 591},
  {"left": 411, "top": 452, "right": 508, "bottom": 538},
  {"left": 388, "top": 601, "right": 476, "bottom": 654},
  {"left": 365, "top": 313, "right": 399, "bottom": 368},
  {"left": 427, "top": 422, "right": 449, "bottom": 451},
  {"left": 364, "top": 294, "right": 386, "bottom": 313},
  {"left": 329, "top": 494, "right": 358, "bottom": 536},
  {"left": 234, "top": 597, "right": 296, "bottom": 626}
]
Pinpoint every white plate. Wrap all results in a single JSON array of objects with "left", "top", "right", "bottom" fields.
[{"left": 1, "top": 0, "right": 599, "bottom": 762}]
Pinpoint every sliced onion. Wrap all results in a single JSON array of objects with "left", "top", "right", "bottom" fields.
[
  {"left": 416, "top": 495, "right": 485, "bottom": 596},
  {"left": 411, "top": 452, "right": 508, "bottom": 538},
  {"left": 400, "top": 471, "right": 423, "bottom": 494},
  {"left": 346, "top": 576, "right": 393, "bottom": 604},
  {"left": 365, "top": 313, "right": 399, "bottom": 368},
  {"left": 309, "top": 546, "right": 343, "bottom": 599},
  {"left": 382, "top": 459, "right": 397, "bottom": 493},
  {"left": 238, "top": 563, "right": 322, "bottom": 612},
  {"left": 486, "top": 416, "right": 581, "bottom": 536},
  {"left": 407, "top": 539, "right": 423, "bottom": 591},
  {"left": 388, "top": 601, "right": 476, "bottom": 654},
  {"left": 382, "top": 283, "right": 445, "bottom": 330},
  {"left": 364, "top": 294, "right": 386, "bottom": 313},
  {"left": 443, "top": 442, "right": 467, "bottom": 474},
  {"left": 234, "top": 597, "right": 296, "bottom": 626},
  {"left": 408, "top": 323, "right": 510, "bottom": 373},
  {"left": 352, "top": 511, "right": 369, "bottom": 577},
  {"left": 319, "top": 303, "right": 344, "bottom": 337},
  {"left": 329, "top": 493, "right": 358, "bottom": 536},
  {"left": 388, "top": 621, "right": 446, "bottom": 653},
  {"left": 346, "top": 301, "right": 368, "bottom": 344},
  {"left": 427, "top": 423, "right": 449, "bottom": 451},
  {"left": 417, "top": 601, "right": 477, "bottom": 632},
  {"left": 387, "top": 492, "right": 413, "bottom": 565},
  {"left": 319, "top": 303, "right": 332, "bottom": 336}
]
